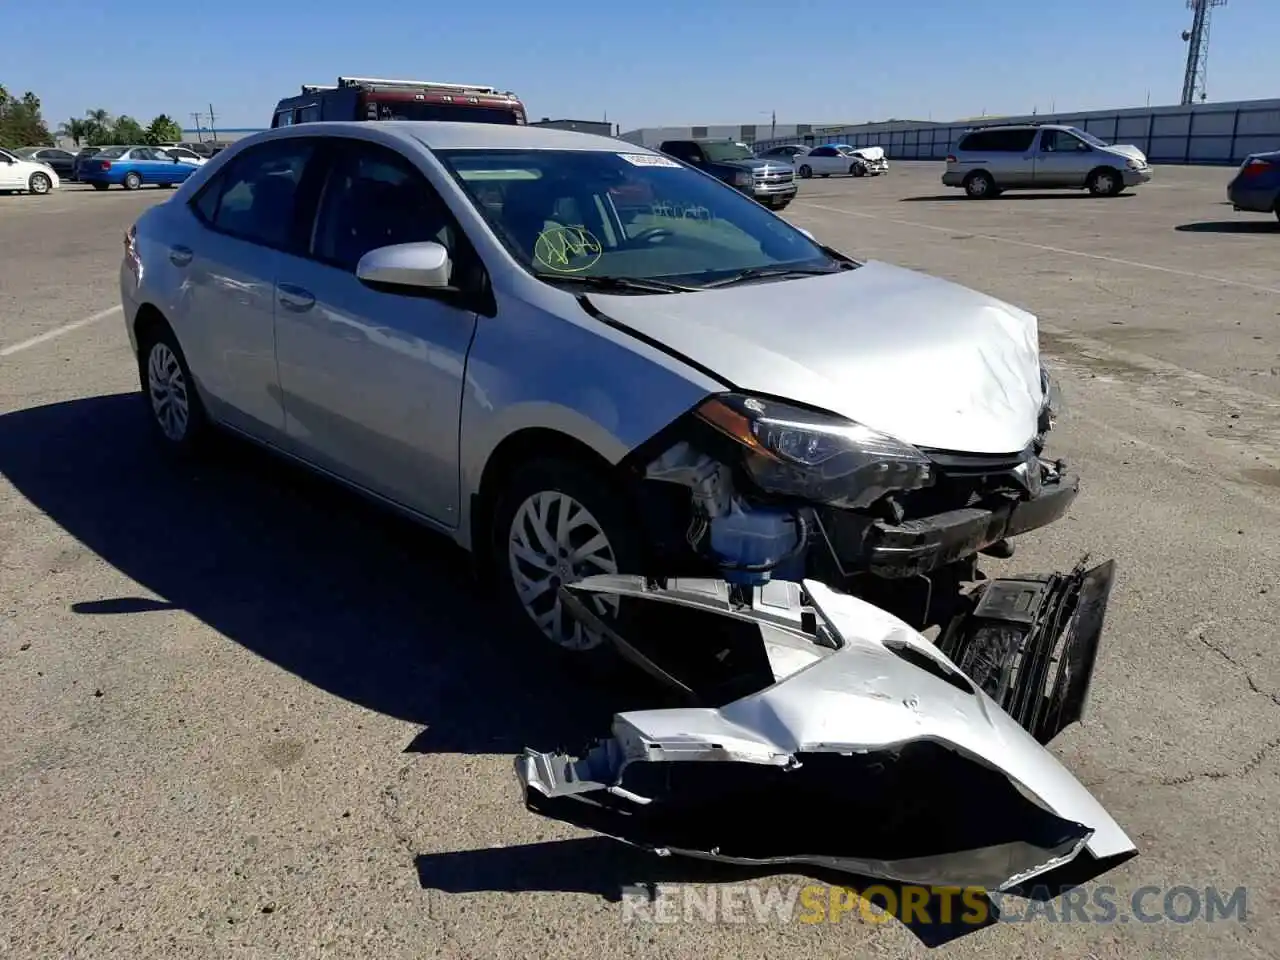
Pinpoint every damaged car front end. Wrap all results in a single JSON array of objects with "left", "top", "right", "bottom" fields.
[
  {"left": 622, "top": 355, "right": 1071, "bottom": 634},
  {"left": 517, "top": 571, "right": 1134, "bottom": 892}
]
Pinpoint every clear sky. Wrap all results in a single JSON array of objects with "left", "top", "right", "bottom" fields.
[{"left": 2, "top": 0, "right": 1275, "bottom": 133}]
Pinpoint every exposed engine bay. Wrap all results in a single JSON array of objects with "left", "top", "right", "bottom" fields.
[
  {"left": 624, "top": 372, "right": 1073, "bottom": 633},
  {"left": 516, "top": 569, "right": 1133, "bottom": 891}
]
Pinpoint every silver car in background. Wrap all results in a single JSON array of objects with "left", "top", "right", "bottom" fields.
[{"left": 943, "top": 123, "right": 1152, "bottom": 198}]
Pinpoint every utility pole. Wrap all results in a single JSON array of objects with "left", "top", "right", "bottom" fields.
[
  {"left": 207, "top": 103, "right": 218, "bottom": 142},
  {"left": 190, "top": 112, "right": 204, "bottom": 142}
]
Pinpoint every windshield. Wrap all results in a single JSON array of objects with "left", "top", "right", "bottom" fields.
[
  {"left": 698, "top": 141, "right": 756, "bottom": 162},
  {"left": 435, "top": 148, "right": 838, "bottom": 288},
  {"left": 836, "top": 146, "right": 860, "bottom": 156},
  {"left": 1067, "top": 127, "right": 1109, "bottom": 148},
  {"left": 368, "top": 99, "right": 519, "bottom": 124}
]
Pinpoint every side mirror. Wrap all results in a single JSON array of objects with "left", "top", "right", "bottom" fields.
[
  {"left": 796, "top": 227, "right": 816, "bottom": 241},
  {"left": 356, "top": 241, "right": 452, "bottom": 291}
]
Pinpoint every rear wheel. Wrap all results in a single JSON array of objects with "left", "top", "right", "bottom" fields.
[
  {"left": 136, "top": 320, "right": 209, "bottom": 455},
  {"left": 490, "top": 457, "right": 646, "bottom": 670},
  {"left": 28, "top": 172, "right": 52, "bottom": 195},
  {"left": 92, "top": 182, "right": 109, "bottom": 191},
  {"left": 123, "top": 171, "right": 142, "bottom": 191},
  {"left": 964, "top": 171, "right": 996, "bottom": 199}
]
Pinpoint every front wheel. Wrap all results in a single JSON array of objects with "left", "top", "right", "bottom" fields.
[
  {"left": 797, "top": 164, "right": 812, "bottom": 179},
  {"left": 28, "top": 172, "right": 52, "bottom": 195},
  {"left": 490, "top": 458, "right": 645, "bottom": 665},
  {"left": 851, "top": 164, "right": 866, "bottom": 177},
  {"left": 1087, "top": 167, "right": 1123, "bottom": 196}
]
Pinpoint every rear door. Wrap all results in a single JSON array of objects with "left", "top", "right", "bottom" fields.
[{"left": 174, "top": 136, "right": 322, "bottom": 441}]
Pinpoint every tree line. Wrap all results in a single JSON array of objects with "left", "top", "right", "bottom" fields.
[{"left": 1, "top": 83, "right": 185, "bottom": 149}]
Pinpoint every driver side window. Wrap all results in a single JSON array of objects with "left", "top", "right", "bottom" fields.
[{"left": 309, "top": 140, "right": 481, "bottom": 288}]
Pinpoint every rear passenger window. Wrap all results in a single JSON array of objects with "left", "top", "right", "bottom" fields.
[
  {"left": 297, "top": 104, "right": 321, "bottom": 123},
  {"left": 190, "top": 139, "right": 316, "bottom": 249},
  {"left": 959, "top": 129, "right": 1037, "bottom": 152}
]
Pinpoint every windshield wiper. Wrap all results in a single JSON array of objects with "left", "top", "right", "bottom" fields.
[
  {"left": 699, "top": 263, "right": 853, "bottom": 289},
  {"left": 538, "top": 274, "right": 698, "bottom": 294}
]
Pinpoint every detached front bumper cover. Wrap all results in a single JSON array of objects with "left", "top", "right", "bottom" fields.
[{"left": 516, "top": 567, "right": 1135, "bottom": 893}]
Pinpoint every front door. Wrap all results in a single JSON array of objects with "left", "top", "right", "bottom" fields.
[
  {"left": 0, "top": 150, "right": 23, "bottom": 188},
  {"left": 1032, "top": 128, "right": 1094, "bottom": 188},
  {"left": 272, "top": 138, "right": 481, "bottom": 527}
]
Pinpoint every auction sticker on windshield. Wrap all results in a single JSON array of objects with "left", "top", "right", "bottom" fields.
[{"left": 618, "top": 153, "right": 682, "bottom": 168}]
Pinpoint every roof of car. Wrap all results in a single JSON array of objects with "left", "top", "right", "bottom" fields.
[{"left": 253, "top": 121, "right": 638, "bottom": 154}]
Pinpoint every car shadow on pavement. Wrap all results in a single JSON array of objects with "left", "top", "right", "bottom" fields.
[
  {"left": 414, "top": 837, "right": 999, "bottom": 946},
  {"left": 0, "top": 391, "right": 629, "bottom": 754},
  {"left": 900, "top": 193, "right": 1135, "bottom": 202},
  {"left": 1175, "top": 220, "right": 1280, "bottom": 233}
]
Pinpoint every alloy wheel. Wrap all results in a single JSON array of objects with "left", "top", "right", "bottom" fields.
[
  {"left": 507, "top": 490, "right": 619, "bottom": 651},
  {"left": 147, "top": 342, "right": 190, "bottom": 442}
]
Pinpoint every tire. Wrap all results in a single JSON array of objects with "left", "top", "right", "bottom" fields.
[
  {"left": 851, "top": 164, "right": 866, "bottom": 177},
  {"left": 964, "top": 171, "right": 996, "bottom": 199},
  {"left": 771, "top": 198, "right": 791, "bottom": 211},
  {"left": 136, "top": 320, "right": 209, "bottom": 456},
  {"left": 123, "top": 172, "right": 142, "bottom": 191},
  {"left": 28, "top": 172, "right": 52, "bottom": 195},
  {"left": 92, "top": 182, "right": 109, "bottom": 191},
  {"left": 489, "top": 457, "right": 647, "bottom": 672},
  {"left": 797, "top": 164, "right": 812, "bottom": 179},
  {"left": 1087, "top": 167, "right": 1123, "bottom": 197}
]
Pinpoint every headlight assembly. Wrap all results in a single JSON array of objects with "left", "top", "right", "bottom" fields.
[
  {"left": 732, "top": 171, "right": 753, "bottom": 187},
  {"left": 694, "top": 393, "right": 934, "bottom": 508}
]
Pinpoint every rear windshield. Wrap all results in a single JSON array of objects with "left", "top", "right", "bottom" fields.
[
  {"left": 699, "top": 141, "right": 755, "bottom": 162},
  {"left": 96, "top": 147, "right": 127, "bottom": 159},
  {"left": 367, "top": 100, "right": 519, "bottom": 124}
]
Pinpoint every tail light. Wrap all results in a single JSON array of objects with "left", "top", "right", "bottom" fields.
[
  {"left": 945, "top": 154, "right": 957, "bottom": 163},
  {"left": 1241, "top": 157, "right": 1272, "bottom": 178},
  {"left": 99, "top": 160, "right": 111, "bottom": 170}
]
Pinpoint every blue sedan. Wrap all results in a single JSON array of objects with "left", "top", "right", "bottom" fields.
[
  {"left": 1227, "top": 151, "right": 1280, "bottom": 222},
  {"left": 78, "top": 145, "right": 199, "bottom": 191}
]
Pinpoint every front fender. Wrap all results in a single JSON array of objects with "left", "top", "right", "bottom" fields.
[{"left": 455, "top": 291, "right": 726, "bottom": 548}]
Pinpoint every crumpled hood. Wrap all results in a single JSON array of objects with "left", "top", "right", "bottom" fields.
[
  {"left": 849, "top": 145, "right": 886, "bottom": 161},
  {"left": 589, "top": 260, "right": 1044, "bottom": 454},
  {"left": 1106, "top": 143, "right": 1147, "bottom": 164}
]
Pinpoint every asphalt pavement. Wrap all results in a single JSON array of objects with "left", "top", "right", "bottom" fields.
[{"left": 1, "top": 168, "right": 1278, "bottom": 959}]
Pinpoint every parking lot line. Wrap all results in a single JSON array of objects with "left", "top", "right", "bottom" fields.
[
  {"left": 0, "top": 305, "right": 122, "bottom": 358},
  {"left": 797, "top": 201, "right": 1280, "bottom": 297}
]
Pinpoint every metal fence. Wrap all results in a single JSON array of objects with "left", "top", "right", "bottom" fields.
[{"left": 629, "top": 98, "right": 1280, "bottom": 166}]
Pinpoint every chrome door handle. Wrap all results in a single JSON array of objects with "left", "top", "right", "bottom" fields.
[
  {"left": 277, "top": 283, "right": 315, "bottom": 313},
  {"left": 168, "top": 245, "right": 193, "bottom": 267}
]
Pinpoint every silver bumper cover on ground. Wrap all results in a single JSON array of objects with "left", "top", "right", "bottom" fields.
[{"left": 516, "top": 572, "right": 1135, "bottom": 892}]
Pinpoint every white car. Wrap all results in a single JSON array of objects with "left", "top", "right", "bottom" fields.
[
  {"left": 792, "top": 144, "right": 877, "bottom": 179},
  {"left": 0, "top": 146, "right": 60, "bottom": 195},
  {"left": 158, "top": 147, "right": 208, "bottom": 166},
  {"left": 847, "top": 144, "right": 890, "bottom": 175}
]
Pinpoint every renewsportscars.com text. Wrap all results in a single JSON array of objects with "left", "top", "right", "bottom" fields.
[{"left": 620, "top": 883, "right": 1248, "bottom": 926}]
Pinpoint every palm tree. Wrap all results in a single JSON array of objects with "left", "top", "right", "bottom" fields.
[{"left": 57, "top": 118, "right": 91, "bottom": 146}]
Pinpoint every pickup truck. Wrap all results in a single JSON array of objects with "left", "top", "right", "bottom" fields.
[{"left": 658, "top": 138, "right": 797, "bottom": 210}]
